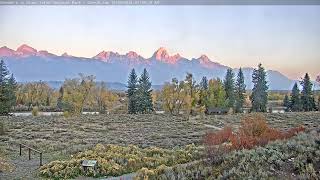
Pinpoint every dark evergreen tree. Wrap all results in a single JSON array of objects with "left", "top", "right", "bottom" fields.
[
  {"left": 318, "top": 96, "right": 320, "bottom": 111},
  {"left": 199, "top": 76, "right": 208, "bottom": 107},
  {"left": 290, "top": 83, "right": 301, "bottom": 111},
  {"left": 250, "top": 63, "right": 268, "bottom": 112},
  {"left": 283, "top": 94, "right": 290, "bottom": 112},
  {"left": 126, "top": 68, "right": 138, "bottom": 114},
  {"left": 57, "top": 87, "right": 64, "bottom": 110},
  {"left": 200, "top": 76, "right": 208, "bottom": 90},
  {"left": 136, "top": 68, "right": 153, "bottom": 113},
  {"left": 311, "top": 97, "right": 317, "bottom": 111},
  {"left": 317, "top": 77, "right": 320, "bottom": 111},
  {"left": 0, "top": 60, "right": 16, "bottom": 115},
  {"left": 7, "top": 74, "right": 17, "bottom": 108},
  {"left": 300, "top": 73, "right": 315, "bottom": 111},
  {"left": 235, "top": 68, "right": 246, "bottom": 113},
  {"left": 224, "top": 68, "right": 235, "bottom": 109}
]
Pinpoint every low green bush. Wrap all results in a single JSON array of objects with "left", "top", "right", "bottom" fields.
[{"left": 39, "top": 144, "right": 204, "bottom": 179}]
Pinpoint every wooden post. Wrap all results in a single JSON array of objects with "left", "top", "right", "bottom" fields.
[
  {"left": 28, "top": 148, "right": 31, "bottom": 160},
  {"left": 40, "top": 152, "right": 42, "bottom": 166},
  {"left": 19, "top": 144, "right": 22, "bottom": 156}
]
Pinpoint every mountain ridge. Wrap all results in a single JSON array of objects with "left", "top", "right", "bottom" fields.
[
  {"left": 1, "top": 44, "right": 318, "bottom": 90},
  {"left": 0, "top": 44, "right": 222, "bottom": 65}
]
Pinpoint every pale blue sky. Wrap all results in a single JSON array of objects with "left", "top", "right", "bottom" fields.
[{"left": 0, "top": 5, "right": 319, "bottom": 79}]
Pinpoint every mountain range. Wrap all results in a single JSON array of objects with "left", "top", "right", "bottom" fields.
[{"left": 0, "top": 44, "right": 318, "bottom": 90}]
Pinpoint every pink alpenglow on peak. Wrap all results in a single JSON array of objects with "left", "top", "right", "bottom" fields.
[
  {"left": 0, "top": 45, "right": 225, "bottom": 68},
  {"left": 0, "top": 46, "right": 16, "bottom": 57},
  {"left": 198, "top": 55, "right": 211, "bottom": 63},
  {"left": 93, "top": 51, "right": 109, "bottom": 60},
  {"left": 126, "top": 51, "right": 140, "bottom": 59},
  {"left": 93, "top": 51, "right": 120, "bottom": 61},
  {"left": 0, "top": 45, "right": 57, "bottom": 58},
  {"left": 16, "top": 44, "right": 37, "bottom": 57},
  {"left": 152, "top": 47, "right": 181, "bottom": 64},
  {"left": 197, "top": 54, "right": 222, "bottom": 68}
]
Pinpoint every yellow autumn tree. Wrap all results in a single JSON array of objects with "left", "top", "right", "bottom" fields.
[
  {"left": 91, "top": 82, "right": 118, "bottom": 113},
  {"left": 206, "top": 79, "right": 227, "bottom": 108},
  {"left": 16, "top": 81, "right": 54, "bottom": 109},
  {"left": 61, "top": 74, "right": 95, "bottom": 116},
  {"left": 183, "top": 73, "right": 200, "bottom": 116},
  {"left": 161, "top": 78, "right": 191, "bottom": 115}
]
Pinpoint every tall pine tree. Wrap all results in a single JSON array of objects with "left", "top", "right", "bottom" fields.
[
  {"left": 300, "top": 73, "right": 316, "bottom": 111},
  {"left": 317, "top": 76, "right": 320, "bottom": 111},
  {"left": 250, "top": 63, "right": 268, "bottom": 112},
  {"left": 318, "top": 96, "right": 320, "bottom": 111},
  {"left": 290, "top": 83, "right": 301, "bottom": 111},
  {"left": 199, "top": 76, "right": 208, "bottom": 107},
  {"left": 235, "top": 68, "right": 246, "bottom": 113},
  {"left": 7, "top": 74, "right": 17, "bottom": 109},
  {"left": 57, "top": 87, "right": 64, "bottom": 110},
  {"left": 136, "top": 68, "right": 153, "bottom": 113},
  {"left": 0, "top": 60, "right": 17, "bottom": 115},
  {"left": 224, "top": 69, "right": 235, "bottom": 109},
  {"left": 200, "top": 76, "right": 208, "bottom": 90},
  {"left": 126, "top": 69, "right": 138, "bottom": 114},
  {"left": 283, "top": 94, "right": 290, "bottom": 112}
]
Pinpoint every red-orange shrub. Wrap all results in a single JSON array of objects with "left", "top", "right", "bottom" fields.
[
  {"left": 230, "top": 114, "right": 281, "bottom": 149},
  {"left": 204, "top": 114, "right": 306, "bottom": 154},
  {"left": 283, "top": 125, "right": 305, "bottom": 139},
  {"left": 239, "top": 114, "right": 268, "bottom": 137},
  {"left": 203, "top": 126, "right": 232, "bottom": 146},
  {"left": 203, "top": 126, "right": 233, "bottom": 164},
  {"left": 229, "top": 133, "right": 256, "bottom": 150}
]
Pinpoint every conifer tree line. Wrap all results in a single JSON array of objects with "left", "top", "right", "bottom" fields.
[
  {"left": 157, "top": 63, "right": 269, "bottom": 115},
  {"left": 127, "top": 64, "right": 272, "bottom": 115},
  {"left": 283, "top": 73, "right": 318, "bottom": 112},
  {"left": 127, "top": 68, "right": 154, "bottom": 114}
]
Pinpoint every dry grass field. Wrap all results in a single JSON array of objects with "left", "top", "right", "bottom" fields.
[
  {"left": 0, "top": 112, "right": 319, "bottom": 179},
  {"left": 1, "top": 112, "right": 320, "bottom": 156}
]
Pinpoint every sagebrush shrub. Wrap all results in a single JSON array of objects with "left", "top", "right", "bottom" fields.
[
  {"left": 139, "top": 131, "right": 320, "bottom": 179},
  {"left": 63, "top": 111, "right": 71, "bottom": 118},
  {"left": 0, "top": 122, "right": 4, "bottom": 135},
  {"left": 32, "top": 106, "right": 39, "bottom": 116}
]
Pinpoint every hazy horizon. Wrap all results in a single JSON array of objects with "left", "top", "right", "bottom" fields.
[{"left": 1, "top": 5, "right": 319, "bottom": 80}]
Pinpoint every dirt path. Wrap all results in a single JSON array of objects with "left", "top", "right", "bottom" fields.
[
  {"left": 0, "top": 151, "right": 44, "bottom": 179},
  {"left": 76, "top": 173, "right": 137, "bottom": 180},
  {"left": 189, "top": 116, "right": 223, "bottom": 130},
  {"left": 104, "top": 173, "right": 136, "bottom": 180},
  {"left": 203, "top": 124, "right": 222, "bottom": 130}
]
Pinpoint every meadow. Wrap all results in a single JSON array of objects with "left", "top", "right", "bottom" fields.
[{"left": 0, "top": 112, "right": 319, "bottom": 179}]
